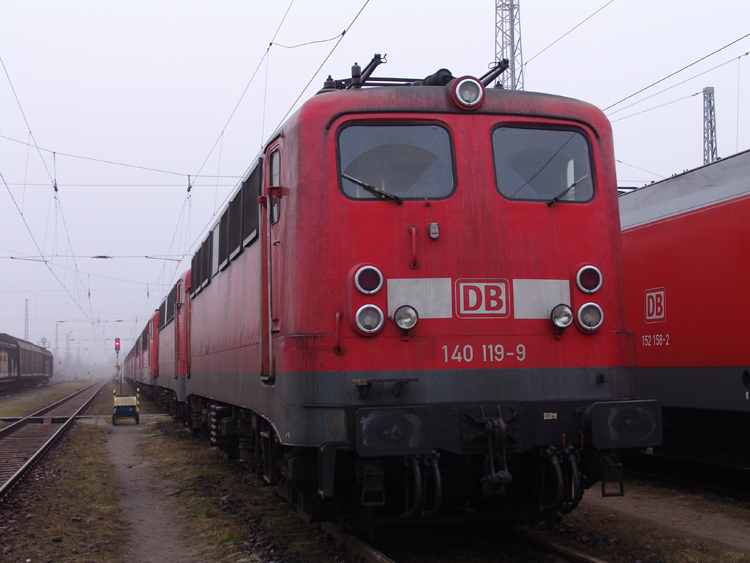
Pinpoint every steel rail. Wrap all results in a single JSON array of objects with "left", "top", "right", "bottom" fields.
[
  {"left": 0, "top": 382, "right": 106, "bottom": 503},
  {"left": 512, "top": 527, "right": 611, "bottom": 563},
  {"left": 0, "top": 382, "right": 100, "bottom": 439},
  {"left": 320, "top": 523, "right": 397, "bottom": 563}
]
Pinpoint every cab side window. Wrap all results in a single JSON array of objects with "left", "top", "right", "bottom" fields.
[{"left": 269, "top": 150, "right": 280, "bottom": 225}]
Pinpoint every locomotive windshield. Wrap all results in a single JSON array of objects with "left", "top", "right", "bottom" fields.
[
  {"left": 338, "top": 124, "right": 455, "bottom": 200},
  {"left": 492, "top": 127, "right": 594, "bottom": 203}
]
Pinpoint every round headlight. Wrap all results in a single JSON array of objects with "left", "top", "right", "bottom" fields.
[
  {"left": 577, "top": 303, "right": 604, "bottom": 331},
  {"left": 394, "top": 305, "right": 419, "bottom": 331},
  {"left": 354, "top": 265, "right": 383, "bottom": 295},
  {"left": 576, "top": 266, "right": 602, "bottom": 293},
  {"left": 551, "top": 304, "right": 573, "bottom": 329},
  {"left": 451, "top": 77, "right": 485, "bottom": 109},
  {"left": 355, "top": 304, "right": 385, "bottom": 334}
]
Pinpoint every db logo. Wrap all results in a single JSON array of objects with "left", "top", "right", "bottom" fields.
[
  {"left": 455, "top": 279, "right": 510, "bottom": 318},
  {"left": 645, "top": 288, "right": 666, "bottom": 323}
]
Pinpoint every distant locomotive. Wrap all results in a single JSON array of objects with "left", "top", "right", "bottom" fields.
[
  {"left": 125, "top": 56, "right": 661, "bottom": 531},
  {"left": 620, "top": 149, "right": 750, "bottom": 468},
  {"left": 0, "top": 333, "right": 53, "bottom": 390}
]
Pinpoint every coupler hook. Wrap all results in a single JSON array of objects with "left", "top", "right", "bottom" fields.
[
  {"left": 539, "top": 446, "right": 565, "bottom": 514},
  {"left": 399, "top": 456, "right": 423, "bottom": 520},
  {"left": 421, "top": 452, "right": 443, "bottom": 518},
  {"left": 559, "top": 444, "right": 583, "bottom": 514},
  {"left": 481, "top": 418, "right": 512, "bottom": 498}
]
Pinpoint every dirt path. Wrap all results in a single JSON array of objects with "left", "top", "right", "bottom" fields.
[
  {"left": 102, "top": 417, "right": 206, "bottom": 563},
  {"left": 582, "top": 486, "right": 750, "bottom": 556}
]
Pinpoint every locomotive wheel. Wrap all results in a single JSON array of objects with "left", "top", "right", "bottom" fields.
[
  {"left": 112, "top": 414, "right": 117, "bottom": 426},
  {"left": 135, "top": 413, "right": 140, "bottom": 425}
]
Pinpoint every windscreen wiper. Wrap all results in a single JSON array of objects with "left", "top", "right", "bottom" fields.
[
  {"left": 341, "top": 173, "right": 403, "bottom": 205},
  {"left": 546, "top": 173, "right": 590, "bottom": 208}
]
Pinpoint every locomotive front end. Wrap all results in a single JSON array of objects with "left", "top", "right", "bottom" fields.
[{"left": 285, "top": 61, "right": 662, "bottom": 528}]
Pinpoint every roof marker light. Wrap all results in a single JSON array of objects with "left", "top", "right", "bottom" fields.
[{"left": 451, "top": 77, "right": 485, "bottom": 110}]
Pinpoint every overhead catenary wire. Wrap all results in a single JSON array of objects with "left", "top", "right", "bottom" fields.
[
  {"left": 609, "top": 92, "right": 700, "bottom": 123},
  {"left": 272, "top": 33, "right": 342, "bottom": 49},
  {"left": 1, "top": 170, "right": 95, "bottom": 325},
  {"left": 0, "top": 133, "right": 242, "bottom": 179},
  {"left": 2, "top": 254, "right": 184, "bottom": 260},
  {"left": 524, "top": 0, "right": 616, "bottom": 68},
  {"left": 2, "top": 55, "right": 149, "bottom": 343},
  {"left": 615, "top": 159, "right": 666, "bottom": 179},
  {"left": 137, "top": 0, "right": 374, "bottom": 339},
  {"left": 605, "top": 52, "right": 749, "bottom": 116},
  {"left": 0, "top": 56, "right": 54, "bottom": 183},
  {"left": 3, "top": 182, "right": 239, "bottom": 188},
  {"left": 270, "top": 0, "right": 371, "bottom": 134},
  {"left": 175, "top": 0, "right": 372, "bottom": 278},
  {"left": 1, "top": 57, "right": 101, "bottom": 333},
  {"left": 128, "top": 1, "right": 302, "bottom": 339},
  {"left": 189, "top": 0, "right": 296, "bottom": 186},
  {"left": 603, "top": 32, "right": 750, "bottom": 111}
]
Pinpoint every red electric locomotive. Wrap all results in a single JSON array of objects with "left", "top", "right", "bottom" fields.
[
  {"left": 123, "top": 310, "right": 159, "bottom": 390},
  {"left": 127, "top": 56, "right": 661, "bottom": 530},
  {"left": 620, "top": 149, "right": 750, "bottom": 467}
]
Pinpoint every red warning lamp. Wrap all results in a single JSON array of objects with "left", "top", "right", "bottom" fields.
[{"left": 115, "top": 338, "right": 121, "bottom": 352}]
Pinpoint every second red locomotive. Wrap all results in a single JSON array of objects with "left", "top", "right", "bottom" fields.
[
  {"left": 125, "top": 56, "right": 661, "bottom": 531},
  {"left": 620, "top": 149, "right": 750, "bottom": 467}
]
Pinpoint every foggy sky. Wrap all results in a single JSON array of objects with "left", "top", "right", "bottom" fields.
[{"left": 2, "top": 0, "right": 748, "bottom": 366}]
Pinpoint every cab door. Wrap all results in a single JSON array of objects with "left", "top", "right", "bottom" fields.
[
  {"left": 260, "top": 144, "right": 282, "bottom": 381},
  {"left": 175, "top": 278, "right": 189, "bottom": 379}
]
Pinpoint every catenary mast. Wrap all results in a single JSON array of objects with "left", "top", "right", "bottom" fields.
[
  {"left": 703, "top": 87, "right": 719, "bottom": 164},
  {"left": 496, "top": 0, "right": 524, "bottom": 90}
]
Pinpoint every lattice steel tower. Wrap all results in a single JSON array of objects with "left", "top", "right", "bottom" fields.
[
  {"left": 496, "top": 0, "right": 524, "bottom": 90},
  {"left": 703, "top": 87, "right": 718, "bottom": 164}
]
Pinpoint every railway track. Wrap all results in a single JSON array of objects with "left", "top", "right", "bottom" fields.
[
  {"left": 624, "top": 452, "right": 750, "bottom": 499},
  {"left": 322, "top": 521, "right": 612, "bottom": 563},
  {"left": 0, "top": 382, "right": 105, "bottom": 503}
]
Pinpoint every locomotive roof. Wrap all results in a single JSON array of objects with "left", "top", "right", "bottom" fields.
[
  {"left": 619, "top": 148, "right": 750, "bottom": 229},
  {"left": 263, "top": 57, "right": 611, "bottom": 153},
  {"left": 282, "top": 83, "right": 610, "bottom": 139}
]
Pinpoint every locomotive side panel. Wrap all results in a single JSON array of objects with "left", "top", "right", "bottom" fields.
[
  {"left": 623, "top": 194, "right": 750, "bottom": 412},
  {"left": 187, "top": 242, "right": 263, "bottom": 400},
  {"left": 621, "top": 149, "right": 750, "bottom": 466}
]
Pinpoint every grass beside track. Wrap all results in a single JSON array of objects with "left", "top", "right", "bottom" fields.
[
  {"left": 136, "top": 418, "right": 354, "bottom": 563},
  {"left": 0, "top": 424, "right": 128, "bottom": 563}
]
